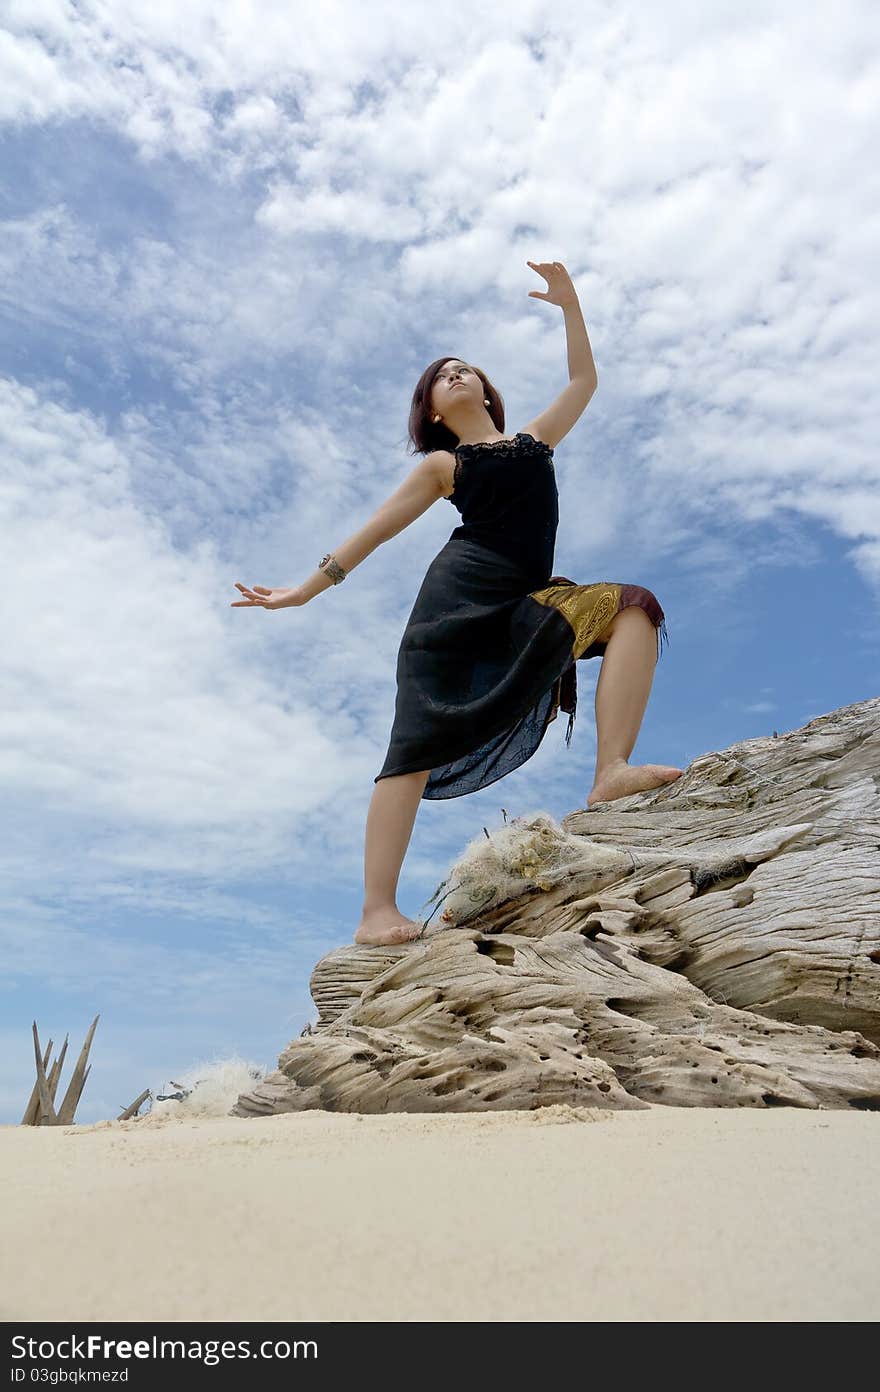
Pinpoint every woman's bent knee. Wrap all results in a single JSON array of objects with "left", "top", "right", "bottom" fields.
[{"left": 598, "top": 603, "right": 654, "bottom": 644}]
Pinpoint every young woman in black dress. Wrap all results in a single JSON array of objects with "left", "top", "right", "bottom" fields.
[{"left": 233, "top": 261, "right": 683, "bottom": 946}]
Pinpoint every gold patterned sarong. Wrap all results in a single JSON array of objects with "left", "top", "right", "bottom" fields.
[{"left": 529, "top": 580, "right": 623, "bottom": 659}]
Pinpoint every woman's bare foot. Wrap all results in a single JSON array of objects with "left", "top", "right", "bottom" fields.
[
  {"left": 587, "top": 759, "right": 684, "bottom": 808},
  {"left": 354, "top": 906, "right": 424, "bottom": 946}
]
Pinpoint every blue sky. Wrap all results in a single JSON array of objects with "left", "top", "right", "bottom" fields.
[{"left": 1, "top": 0, "right": 878, "bottom": 1125}]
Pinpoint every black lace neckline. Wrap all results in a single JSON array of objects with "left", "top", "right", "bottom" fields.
[
  {"left": 447, "top": 430, "right": 554, "bottom": 503},
  {"left": 453, "top": 430, "right": 553, "bottom": 457}
]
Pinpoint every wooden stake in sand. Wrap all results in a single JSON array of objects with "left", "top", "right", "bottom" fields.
[
  {"left": 21, "top": 1015, "right": 99, "bottom": 1126},
  {"left": 117, "top": 1089, "right": 151, "bottom": 1120}
]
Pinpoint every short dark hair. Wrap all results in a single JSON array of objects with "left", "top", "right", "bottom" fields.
[{"left": 406, "top": 357, "right": 506, "bottom": 455}]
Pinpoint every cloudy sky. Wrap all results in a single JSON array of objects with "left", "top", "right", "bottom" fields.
[{"left": 1, "top": 0, "right": 877, "bottom": 1125}]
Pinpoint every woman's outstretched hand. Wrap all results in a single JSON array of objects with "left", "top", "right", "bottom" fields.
[
  {"left": 526, "top": 259, "right": 578, "bottom": 308},
  {"left": 231, "top": 582, "right": 305, "bottom": 610}
]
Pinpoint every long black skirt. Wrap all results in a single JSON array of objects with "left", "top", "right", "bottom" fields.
[{"left": 374, "top": 537, "right": 667, "bottom": 800}]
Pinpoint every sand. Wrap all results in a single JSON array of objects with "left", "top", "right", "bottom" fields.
[{"left": 1, "top": 1104, "right": 877, "bottom": 1322}]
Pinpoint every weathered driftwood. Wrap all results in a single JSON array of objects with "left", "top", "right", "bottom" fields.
[
  {"left": 233, "top": 697, "right": 880, "bottom": 1116},
  {"left": 118, "top": 1088, "right": 151, "bottom": 1120},
  {"left": 22, "top": 1016, "right": 99, "bottom": 1125},
  {"left": 20, "top": 1035, "right": 61, "bottom": 1125}
]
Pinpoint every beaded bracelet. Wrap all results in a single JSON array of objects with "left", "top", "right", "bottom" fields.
[{"left": 318, "top": 553, "right": 347, "bottom": 584}]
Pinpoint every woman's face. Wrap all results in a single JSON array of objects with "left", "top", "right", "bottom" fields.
[{"left": 430, "top": 360, "right": 477, "bottom": 416}]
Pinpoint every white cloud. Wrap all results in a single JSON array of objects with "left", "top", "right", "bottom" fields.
[{"left": 0, "top": 378, "right": 379, "bottom": 861}]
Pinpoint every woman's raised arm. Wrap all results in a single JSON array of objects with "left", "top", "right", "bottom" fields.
[{"left": 231, "top": 452, "right": 449, "bottom": 610}]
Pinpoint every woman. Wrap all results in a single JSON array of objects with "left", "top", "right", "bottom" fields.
[{"left": 233, "top": 261, "right": 683, "bottom": 947}]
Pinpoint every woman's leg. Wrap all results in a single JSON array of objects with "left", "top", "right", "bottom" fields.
[
  {"left": 355, "top": 768, "right": 431, "bottom": 945},
  {"left": 586, "top": 606, "right": 684, "bottom": 807}
]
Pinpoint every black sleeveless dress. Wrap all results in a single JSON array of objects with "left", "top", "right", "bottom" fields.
[{"left": 374, "top": 432, "right": 667, "bottom": 800}]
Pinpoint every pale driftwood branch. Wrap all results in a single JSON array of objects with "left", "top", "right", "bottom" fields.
[
  {"left": 22, "top": 1035, "right": 71, "bottom": 1124},
  {"left": 233, "top": 697, "right": 880, "bottom": 1118},
  {"left": 117, "top": 1088, "right": 151, "bottom": 1120},
  {"left": 31, "top": 1022, "right": 58, "bottom": 1125},
  {"left": 24, "top": 1016, "right": 99, "bottom": 1126},
  {"left": 45, "top": 1037, "right": 69, "bottom": 1111},
  {"left": 20, "top": 1036, "right": 53, "bottom": 1125},
  {"left": 56, "top": 1015, "right": 99, "bottom": 1124}
]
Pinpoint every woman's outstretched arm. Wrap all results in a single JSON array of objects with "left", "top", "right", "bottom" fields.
[{"left": 231, "top": 452, "right": 449, "bottom": 610}]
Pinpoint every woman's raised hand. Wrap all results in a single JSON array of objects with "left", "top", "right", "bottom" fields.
[
  {"left": 231, "top": 582, "right": 304, "bottom": 610},
  {"left": 526, "top": 260, "right": 578, "bottom": 308}
]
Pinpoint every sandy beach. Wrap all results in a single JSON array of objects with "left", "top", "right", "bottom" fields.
[{"left": 1, "top": 1104, "right": 877, "bottom": 1322}]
